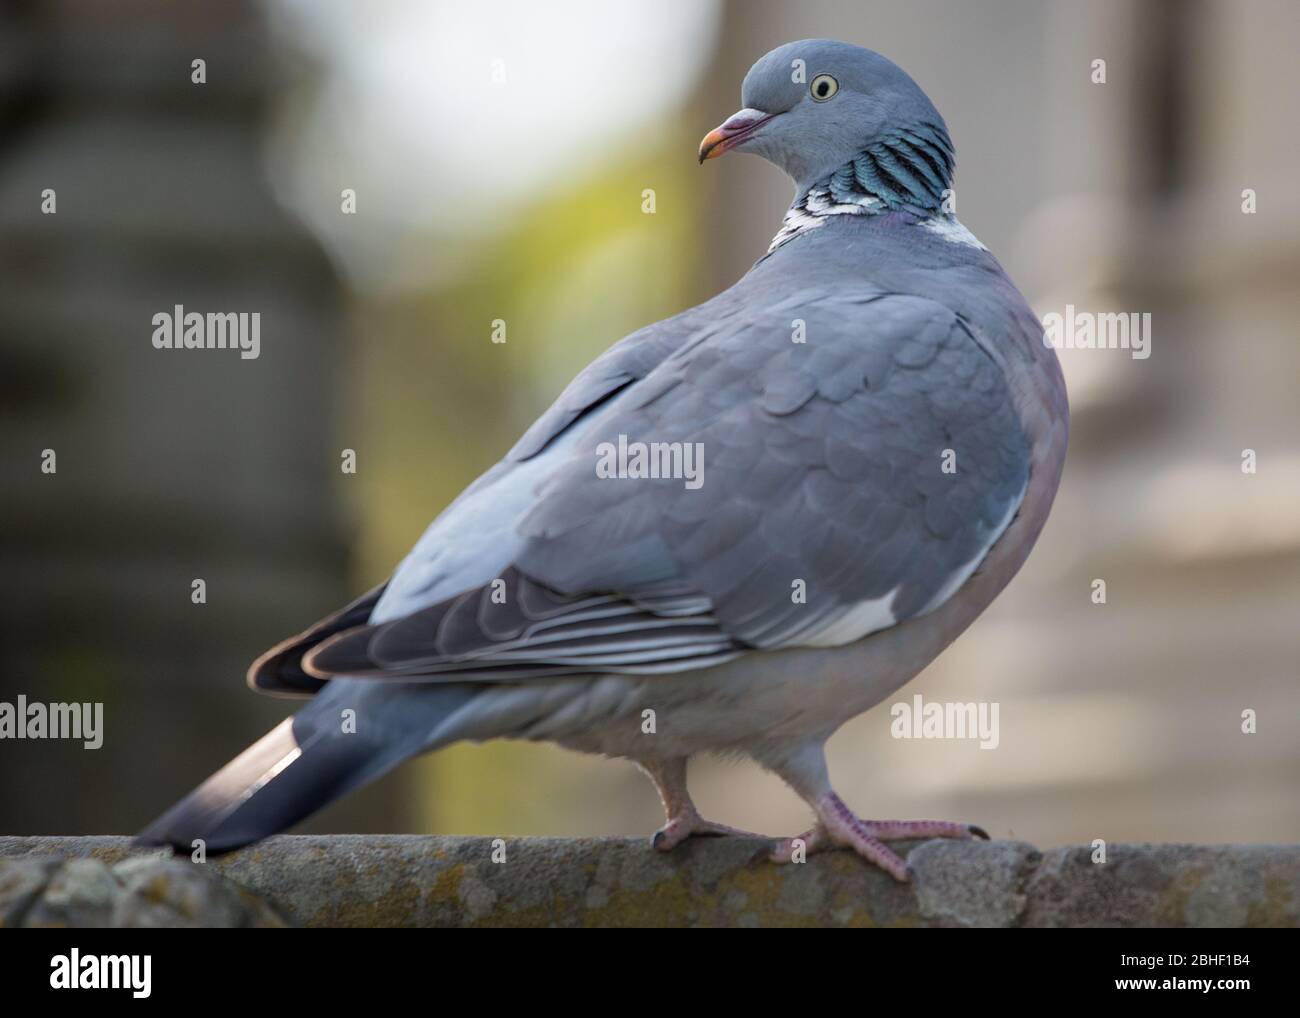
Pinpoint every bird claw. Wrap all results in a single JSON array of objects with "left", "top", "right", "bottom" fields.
[
  {"left": 651, "top": 813, "right": 760, "bottom": 852},
  {"left": 767, "top": 799, "right": 991, "bottom": 883},
  {"left": 768, "top": 823, "right": 909, "bottom": 881}
]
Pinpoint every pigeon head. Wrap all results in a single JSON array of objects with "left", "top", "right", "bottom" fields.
[{"left": 700, "top": 39, "right": 954, "bottom": 209}]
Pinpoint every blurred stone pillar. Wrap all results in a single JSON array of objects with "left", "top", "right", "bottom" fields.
[
  {"left": 1001, "top": 0, "right": 1300, "bottom": 840},
  {"left": 0, "top": 0, "right": 409, "bottom": 836}
]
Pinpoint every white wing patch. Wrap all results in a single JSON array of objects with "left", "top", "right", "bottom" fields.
[
  {"left": 917, "top": 479, "right": 1026, "bottom": 616},
  {"left": 796, "top": 477, "right": 1026, "bottom": 650},
  {"left": 801, "top": 589, "right": 899, "bottom": 648}
]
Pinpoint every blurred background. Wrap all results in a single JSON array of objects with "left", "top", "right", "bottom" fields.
[{"left": 1, "top": 0, "right": 1296, "bottom": 848}]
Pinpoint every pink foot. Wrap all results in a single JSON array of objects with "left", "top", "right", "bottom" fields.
[
  {"left": 652, "top": 812, "right": 761, "bottom": 852},
  {"left": 770, "top": 794, "right": 988, "bottom": 882}
]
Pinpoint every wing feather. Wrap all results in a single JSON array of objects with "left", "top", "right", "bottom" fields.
[{"left": 287, "top": 290, "right": 1031, "bottom": 686}]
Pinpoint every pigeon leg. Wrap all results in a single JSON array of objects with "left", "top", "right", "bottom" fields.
[
  {"left": 769, "top": 793, "right": 988, "bottom": 881},
  {"left": 766, "top": 745, "right": 987, "bottom": 882},
  {"left": 639, "top": 758, "right": 759, "bottom": 851}
]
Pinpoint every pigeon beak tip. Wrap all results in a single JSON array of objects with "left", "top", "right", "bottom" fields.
[
  {"left": 697, "top": 109, "right": 774, "bottom": 166},
  {"left": 698, "top": 128, "right": 728, "bottom": 164}
]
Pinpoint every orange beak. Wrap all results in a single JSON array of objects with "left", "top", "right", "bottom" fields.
[{"left": 698, "top": 108, "right": 776, "bottom": 163}]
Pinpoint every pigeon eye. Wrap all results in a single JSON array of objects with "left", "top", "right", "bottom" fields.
[{"left": 810, "top": 74, "right": 839, "bottom": 101}]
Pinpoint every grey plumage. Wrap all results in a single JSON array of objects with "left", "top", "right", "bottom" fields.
[{"left": 139, "top": 40, "right": 1067, "bottom": 875}]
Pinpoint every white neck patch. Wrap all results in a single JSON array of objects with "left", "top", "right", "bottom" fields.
[
  {"left": 767, "top": 182, "right": 988, "bottom": 255},
  {"left": 919, "top": 216, "right": 988, "bottom": 250},
  {"left": 767, "top": 181, "right": 881, "bottom": 253}
]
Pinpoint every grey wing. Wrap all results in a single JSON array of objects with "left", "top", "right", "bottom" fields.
[
  {"left": 306, "top": 291, "right": 1030, "bottom": 680},
  {"left": 306, "top": 566, "right": 740, "bottom": 680},
  {"left": 516, "top": 291, "right": 1030, "bottom": 648},
  {"left": 508, "top": 302, "right": 718, "bottom": 462}
]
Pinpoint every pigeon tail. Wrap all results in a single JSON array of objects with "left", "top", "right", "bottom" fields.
[{"left": 136, "top": 681, "right": 477, "bottom": 854}]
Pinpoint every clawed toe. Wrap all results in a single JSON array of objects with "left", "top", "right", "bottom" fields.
[
  {"left": 652, "top": 814, "right": 760, "bottom": 852},
  {"left": 643, "top": 759, "right": 762, "bottom": 853},
  {"left": 640, "top": 757, "right": 987, "bottom": 882},
  {"left": 859, "top": 819, "right": 989, "bottom": 842},
  {"left": 651, "top": 817, "right": 691, "bottom": 852},
  {"left": 650, "top": 827, "right": 675, "bottom": 852},
  {"left": 766, "top": 796, "right": 991, "bottom": 882},
  {"left": 770, "top": 825, "right": 828, "bottom": 864}
]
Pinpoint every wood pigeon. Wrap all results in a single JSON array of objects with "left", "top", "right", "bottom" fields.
[{"left": 139, "top": 39, "right": 1069, "bottom": 882}]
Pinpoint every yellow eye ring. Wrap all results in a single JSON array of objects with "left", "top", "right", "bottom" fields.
[{"left": 810, "top": 73, "right": 839, "bottom": 101}]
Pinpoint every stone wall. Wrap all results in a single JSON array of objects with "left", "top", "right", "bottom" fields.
[{"left": 2, "top": 836, "right": 1295, "bottom": 927}]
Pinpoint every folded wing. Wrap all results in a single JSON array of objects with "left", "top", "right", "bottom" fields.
[{"left": 304, "top": 290, "right": 1031, "bottom": 683}]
